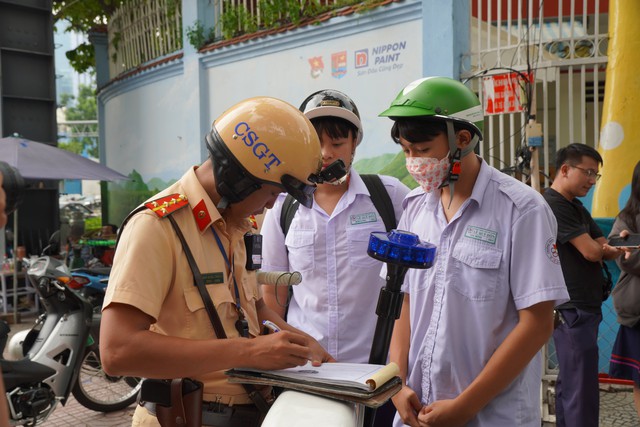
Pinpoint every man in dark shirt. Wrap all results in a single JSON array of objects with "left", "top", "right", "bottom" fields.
[{"left": 543, "top": 143, "right": 623, "bottom": 427}]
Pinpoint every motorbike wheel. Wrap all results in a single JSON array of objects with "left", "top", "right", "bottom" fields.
[{"left": 71, "top": 345, "right": 142, "bottom": 412}]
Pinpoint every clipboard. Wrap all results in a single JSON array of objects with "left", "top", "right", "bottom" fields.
[{"left": 226, "top": 370, "right": 402, "bottom": 408}]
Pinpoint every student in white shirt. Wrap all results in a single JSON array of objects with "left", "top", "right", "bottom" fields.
[
  {"left": 260, "top": 89, "right": 410, "bottom": 426},
  {"left": 380, "top": 77, "right": 569, "bottom": 427}
]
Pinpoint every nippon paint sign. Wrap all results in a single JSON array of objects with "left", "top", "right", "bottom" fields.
[
  {"left": 353, "top": 41, "right": 408, "bottom": 75},
  {"left": 308, "top": 41, "right": 409, "bottom": 80},
  {"left": 207, "top": 19, "right": 422, "bottom": 160}
]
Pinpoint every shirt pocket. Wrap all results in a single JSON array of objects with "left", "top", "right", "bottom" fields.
[
  {"left": 183, "top": 284, "right": 235, "bottom": 313},
  {"left": 183, "top": 284, "right": 236, "bottom": 338},
  {"left": 450, "top": 241, "right": 503, "bottom": 301},
  {"left": 346, "top": 224, "right": 385, "bottom": 268},
  {"left": 285, "top": 229, "right": 315, "bottom": 272}
]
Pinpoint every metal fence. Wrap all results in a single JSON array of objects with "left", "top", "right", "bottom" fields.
[
  {"left": 58, "top": 120, "right": 99, "bottom": 139},
  {"left": 108, "top": 0, "right": 182, "bottom": 77},
  {"left": 462, "top": 0, "right": 609, "bottom": 189}
]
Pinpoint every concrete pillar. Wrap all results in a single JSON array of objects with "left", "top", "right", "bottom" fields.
[
  {"left": 182, "top": 0, "right": 216, "bottom": 162},
  {"left": 89, "top": 31, "right": 110, "bottom": 89},
  {"left": 422, "top": 0, "right": 470, "bottom": 79}
]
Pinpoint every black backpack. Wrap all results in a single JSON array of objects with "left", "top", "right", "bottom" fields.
[{"left": 279, "top": 174, "right": 397, "bottom": 236}]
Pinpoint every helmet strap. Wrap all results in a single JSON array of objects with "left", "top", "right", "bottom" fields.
[
  {"left": 439, "top": 121, "right": 462, "bottom": 209},
  {"left": 327, "top": 149, "right": 355, "bottom": 186},
  {"left": 326, "top": 170, "right": 350, "bottom": 186},
  {"left": 206, "top": 130, "right": 262, "bottom": 209}
]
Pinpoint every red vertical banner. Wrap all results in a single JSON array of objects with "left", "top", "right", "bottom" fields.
[{"left": 482, "top": 72, "right": 533, "bottom": 115}]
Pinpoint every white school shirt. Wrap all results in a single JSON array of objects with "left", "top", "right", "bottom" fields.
[
  {"left": 260, "top": 171, "right": 410, "bottom": 363},
  {"left": 391, "top": 159, "right": 568, "bottom": 427}
]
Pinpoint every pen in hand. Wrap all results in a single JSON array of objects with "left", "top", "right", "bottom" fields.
[{"left": 262, "top": 320, "right": 281, "bottom": 334}]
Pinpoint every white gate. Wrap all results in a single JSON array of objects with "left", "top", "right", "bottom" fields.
[{"left": 462, "top": 0, "right": 608, "bottom": 188}]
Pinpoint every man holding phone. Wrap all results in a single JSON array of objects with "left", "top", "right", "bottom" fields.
[{"left": 543, "top": 143, "right": 625, "bottom": 427}]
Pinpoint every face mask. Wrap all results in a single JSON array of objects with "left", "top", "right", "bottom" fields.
[{"left": 406, "top": 155, "right": 450, "bottom": 193}]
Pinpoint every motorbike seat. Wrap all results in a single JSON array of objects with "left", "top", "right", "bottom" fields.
[
  {"left": 1, "top": 359, "right": 57, "bottom": 390},
  {"left": 73, "top": 267, "right": 111, "bottom": 276}
]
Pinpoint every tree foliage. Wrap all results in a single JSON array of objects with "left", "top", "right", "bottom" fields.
[{"left": 53, "top": 0, "right": 126, "bottom": 73}]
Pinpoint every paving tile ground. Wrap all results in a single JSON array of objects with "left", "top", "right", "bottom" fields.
[
  {"left": 6, "top": 315, "right": 640, "bottom": 426},
  {"left": 39, "top": 396, "right": 135, "bottom": 427}
]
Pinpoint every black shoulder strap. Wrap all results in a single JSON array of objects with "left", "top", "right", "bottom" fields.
[
  {"left": 167, "top": 216, "right": 228, "bottom": 339},
  {"left": 361, "top": 174, "right": 397, "bottom": 232},
  {"left": 167, "top": 216, "right": 270, "bottom": 413},
  {"left": 280, "top": 194, "right": 300, "bottom": 237}
]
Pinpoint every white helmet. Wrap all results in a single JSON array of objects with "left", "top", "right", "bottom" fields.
[{"left": 299, "top": 89, "right": 364, "bottom": 145}]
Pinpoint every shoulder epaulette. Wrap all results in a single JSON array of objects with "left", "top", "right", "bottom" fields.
[{"left": 144, "top": 193, "right": 189, "bottom": 218}]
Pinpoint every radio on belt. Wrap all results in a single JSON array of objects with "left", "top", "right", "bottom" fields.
[{"left": 244, "top": 232, "right": 262, "bottom": 270}]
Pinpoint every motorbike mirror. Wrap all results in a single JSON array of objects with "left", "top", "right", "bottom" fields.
[{"left": 42, "top": 230, "right": 61, "bottom": 256}]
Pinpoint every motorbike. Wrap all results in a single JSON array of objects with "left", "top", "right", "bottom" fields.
[
  {"left": 0, "top": 256, "right": 141, "bottom": 425},
  {"left": 260, "top": 230, "right": 437, "bottom": 427},
  {"left": 69, "top": 265, "right": 110, "bottom": 310}
]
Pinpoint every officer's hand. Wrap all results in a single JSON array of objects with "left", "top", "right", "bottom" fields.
[
  {"left": 391, "top": 385, "right": 422, "bottom": 427},
  {"left": 247, "top": 330, "right": 313, "bottom": 370}
]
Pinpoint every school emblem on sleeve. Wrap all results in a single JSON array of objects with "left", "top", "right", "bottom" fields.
[{"left": 545, "top": 237, "right": 560, "bottom": 264}]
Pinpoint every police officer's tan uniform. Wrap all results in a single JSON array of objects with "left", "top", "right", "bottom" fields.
[{"left": 104, "top": 167, "right": 265, "bottom": 426}]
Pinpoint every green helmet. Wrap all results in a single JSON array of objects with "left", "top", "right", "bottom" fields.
[
  {"left": 380, "top": 76, "right": 484, "bottom": 140},
  {"left": 381, "top": 77, "right": 485, "bottom": 199}
]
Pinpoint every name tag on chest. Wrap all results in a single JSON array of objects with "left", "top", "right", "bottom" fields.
[
  {"left": 202, "top": 272, "right": 225, "bottom": 285},
  {"left": 464, "top": 226, "right": 498, "bottom": 245},
  {"left": 350, "top": 212, "right": 377, "bottom": 225}
]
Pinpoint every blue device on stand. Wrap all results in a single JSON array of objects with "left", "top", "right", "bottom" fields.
[{"left": 364, "top": 230, "right": 437, "bottom": 427}]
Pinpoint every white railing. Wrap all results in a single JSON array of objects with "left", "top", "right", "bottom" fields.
[
  {"left": 58, "top": 120, "right": 99, "bottom": 139},
  {"left": 108, "top": 0, "right": 182, "bottom": 77},
  {"left": 214, "top": 0, "right": 344, "bottom": 40},
  {"left": 107, "top": 0, "right": 360, "bottom": 75}
]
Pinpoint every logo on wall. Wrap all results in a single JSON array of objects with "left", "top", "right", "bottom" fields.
[
  {"left": 331, "top": 51, "right": 347, "bottom": 79},
  {"left": 308, "top": 56, "right": 324, "bottom": 79},
  {"left": 355, "top": 49, "right": 368, "bottom": 68}
]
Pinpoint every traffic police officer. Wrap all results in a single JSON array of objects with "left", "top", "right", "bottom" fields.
[{"left": 100, "top": 97, "right": 335, "bottom": 426}]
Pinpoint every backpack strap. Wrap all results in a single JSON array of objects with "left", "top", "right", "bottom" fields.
[
  {"left": 279, "top": 194, "right": 300, "bottom": 237},
  {"left": 361, "top": 174, "right": 396, "bottom": 232}
]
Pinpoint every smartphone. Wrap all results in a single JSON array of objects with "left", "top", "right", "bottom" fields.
[{"left": 608, "top": 233, "right": 640, "bottom": 248}]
